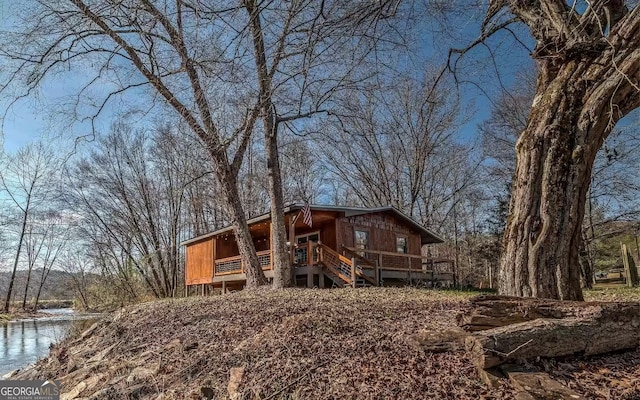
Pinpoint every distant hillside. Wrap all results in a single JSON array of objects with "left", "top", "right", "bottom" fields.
[{"left": 0, "top": 269, "right": 79, "bottom": 302}]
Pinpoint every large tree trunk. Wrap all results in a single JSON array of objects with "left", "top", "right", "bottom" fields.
[
  {"left": 500, "top": 62, "right": 603, "bottom": 300},
  {"left": 488, "top": 0, "right": 640, "bottom": 301}
]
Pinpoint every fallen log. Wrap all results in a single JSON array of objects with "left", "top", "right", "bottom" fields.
[
  {"left": 458, "top": 295, "right": 634, "bottom": 331},
  {"left": 463, "top": 297, "right": 640, "bottom": 369}
]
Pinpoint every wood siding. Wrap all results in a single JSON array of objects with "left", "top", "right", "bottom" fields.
[
  {"left": 337, "top": 212, "right": 422, "bottom": 255},
  {"left": 185, "top": 238, "right": 214, "bottom": 285}
]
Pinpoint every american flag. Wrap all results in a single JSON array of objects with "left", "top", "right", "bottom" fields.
[{"left": 302, "top": 202, "right": 312, "bottom": 227}]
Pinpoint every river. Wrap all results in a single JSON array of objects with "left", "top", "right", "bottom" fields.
[{"left": 0, "top": 309, "right": 101, "bottom": 376}]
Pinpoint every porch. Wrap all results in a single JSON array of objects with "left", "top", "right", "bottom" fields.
[{"left": 204, "top": 240, "right": 455, "bottom": 291}]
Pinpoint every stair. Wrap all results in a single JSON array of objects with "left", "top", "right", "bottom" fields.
[{"left": 316, "top": 242, "right": 373, "bottom": 288}]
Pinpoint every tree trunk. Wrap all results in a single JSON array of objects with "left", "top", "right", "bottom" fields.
[
  {"left": 500, "top": 62, "right": 605, "bottom": 300},
  {"left": 244, "top": 0, "right": 292, "bottom": 288},
  {"left": 579, "top": 233, "right": 594, "bottom": 289},
  {"left": 266, "top": 130, "right": 292, "bottom": 288},
  {"left": 218, "top": 170, "right": 267, "bottom": 289},
  {"left": 4, "top": 196, "right": 31, "bottom": 313},
  {"left": 21, "top": 264, "right": 33, "bottom": 310}
]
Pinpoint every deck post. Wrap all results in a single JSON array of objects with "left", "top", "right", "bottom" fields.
[
  {"left": 289, "top": 216, "right": 296, "bottom": 266},
  {"left": 222, "top": 281, "right": 227, "bottom": 295},
  {"left": 307, "top": 271, "right": 314, "bottom": 288},
  {"left": 351, "top": 258, "right": 356, "bottom": 288},
  {"left": 374, "top": 259, "right": 380, "bottom": 287},
  {"left": 307, "top": 240, "right": 313, "bottom": 267},
  {"left": 407, "top": 256, "right": 412, "bottom": 286}
]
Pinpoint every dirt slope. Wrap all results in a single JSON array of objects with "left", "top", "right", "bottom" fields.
[{"left": 12, "top": 288, "right": 640, "bottom": 399}]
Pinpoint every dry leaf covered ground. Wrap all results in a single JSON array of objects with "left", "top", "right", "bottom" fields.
[{"left": 13, "top": 287, "right": 640, "bottom": 399}]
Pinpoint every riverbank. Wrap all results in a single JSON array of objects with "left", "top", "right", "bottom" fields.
[
  {"left": 0, "top": 299, "right": 77, "bottom": 324},
  {"left": 11, "top": 287, "right": 640, "bottom": 399}
]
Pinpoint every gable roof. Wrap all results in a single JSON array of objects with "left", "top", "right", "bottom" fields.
[{"left": 181, "top": 204, "right": 444, "bottom": 246}]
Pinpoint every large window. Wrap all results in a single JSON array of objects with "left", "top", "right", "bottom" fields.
[
  {"left": 396, "top": 236, "right": 408, "bottom": 253},
  {"left": 354, "top": 230, "right": 369, "bottom": 253}
]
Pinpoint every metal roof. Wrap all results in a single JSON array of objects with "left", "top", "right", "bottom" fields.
[{"left": 180, "top": 203, "right": 444, "bottom": 246}]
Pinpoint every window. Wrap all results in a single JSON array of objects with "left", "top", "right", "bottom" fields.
[
  {"left": 354, "top": 230, "right": 369, "bottom": 252},
  {"left": 396, "top": 236, "right": 408, "bottom": 253}
]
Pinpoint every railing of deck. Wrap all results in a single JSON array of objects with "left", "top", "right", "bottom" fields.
[
  {"left": 343, "top": 247, "right": 454, "bottom": 275},
  {"left": 318, "top": 243, "right": 377, "bottom": 287},
  {"left": 214, "top": 249, "right": 272, "bottom": 275}
]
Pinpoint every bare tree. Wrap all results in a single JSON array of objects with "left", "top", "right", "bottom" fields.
[
  {"left": 0, "top": 143, "right": 58, "bottom": 312},
  {"left": 321, "top": 73, "right": 475, "bottom": 229},
  {"left": 32, "top": 213, "right": 69, "bottom": 309},
  {"left": 22, "top": 222, "right": 46, "bottom": 309},
  {"left": 67, "top": 126, "right": 191, "bottom": 298},
  {"left": 59, "top": 249, "right": 96, "bottom": 310}
]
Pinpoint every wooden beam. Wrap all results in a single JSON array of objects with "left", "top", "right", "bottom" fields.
[
  {"left": 212, "top": 237, "right": 217, "bottom": 279},
  {"left": 289, "top": 212, "right": 301, "bottom": 265}
]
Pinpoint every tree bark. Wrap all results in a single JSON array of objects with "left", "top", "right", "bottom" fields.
[
  {"left": 218, "top": 169, "right": 267, "bottom": 289},
  {"left": 462, "top": 296, "right": 640, "bottom": 369},
  {"left": 500, "top": 66, "right": 595, "bottom": 300},
  {"left": 491, "top": 0, "right": 640, "bottom": 300},
  {"left": 244, "top": 0, "right": 292, "bottom": 288}
]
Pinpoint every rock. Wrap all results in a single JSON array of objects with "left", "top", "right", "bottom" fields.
[
  {"left": 227, "top": 366, "right": 245, "bottom": 400},
  {"left": 86, "top": 343, "right": 119, "bottom": 364},
  {"left": 1, "top": 369, "right": 19, "bottom": 379}
]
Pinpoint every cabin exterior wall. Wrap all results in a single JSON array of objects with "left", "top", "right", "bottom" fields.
[
  {"left": 336, "top": 212, "right": 422, "bottom": 255},
  {"left": 185, "top": 237, "right": 214, "bottom": 285}
]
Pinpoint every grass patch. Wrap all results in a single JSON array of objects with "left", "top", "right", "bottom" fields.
[{"left": 585, "top": 285, "right": 640, "bottom": 302}]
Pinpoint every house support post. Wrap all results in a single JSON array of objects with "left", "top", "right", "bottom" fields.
[
  {"left": 374, "top": 260, "right": 380, "bottom": 287},
  {"left": 289, "top": 214, "right": 298, "bottom": 266},
  {"left": 351, "top": 258, "right": 356, "bottom": 288},
  {"left": 222, "top": 281, "right": 227, "bottom": 295},
  {"left": 307, "top": 271, "right": 313, "bottom": 288}
]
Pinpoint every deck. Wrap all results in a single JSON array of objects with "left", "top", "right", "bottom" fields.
[{"left": 205, "top": 242, "right": 454, "bottom": 290}]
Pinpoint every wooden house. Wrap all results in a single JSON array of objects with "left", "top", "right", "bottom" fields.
[{"left": 182, "top": 204, "right": 454, "bottom": 293}]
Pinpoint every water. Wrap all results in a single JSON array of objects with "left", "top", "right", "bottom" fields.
[{"left": 0, "top": 309, "right": 100, "bottom": 376}]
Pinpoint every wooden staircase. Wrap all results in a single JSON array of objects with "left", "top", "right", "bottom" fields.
[{"left": 317, "top": 243, "right": 377, "bottom": 288}]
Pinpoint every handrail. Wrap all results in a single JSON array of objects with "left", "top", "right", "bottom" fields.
[
  {"left": 342, "top": 246, "right": 376, "bottom": 268},
  {"left": 318, "top": 243, "right": 377, "bottom": 287},
  {"left": 344, "top": 247, "right": 425, "bottom": 260},
  {"left": 214, "top": 250, "right": 271, "bottom": 264},
  {"left": 214, "top": 250, "right": 273, "bottom": 276},
  {"left": 215, "top": 254, "right": 243, "bottom": 264}
]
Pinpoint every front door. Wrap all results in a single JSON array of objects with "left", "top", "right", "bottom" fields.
[{"left": 295, "top": 232, "right": 320, "bottom": 265}]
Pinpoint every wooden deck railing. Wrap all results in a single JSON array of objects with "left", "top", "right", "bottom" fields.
[
  {"left": 214, "top": 250, "right": 273, "bottom": 276},
  {"left": 318, "top": 243, "right": 377, "bottom": 287},
  {"left": 343, "top": 247, "right": 454, "bottom": 275}
]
